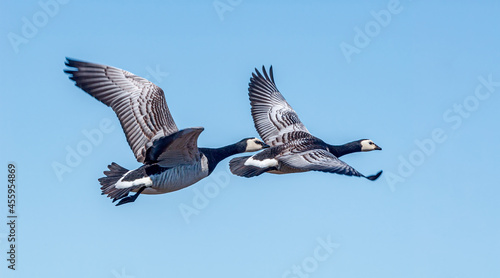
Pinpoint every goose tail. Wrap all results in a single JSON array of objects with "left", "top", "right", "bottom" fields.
[
  {"left": 98, "top": 162, "right": 133, "bottom": 202},
  {"left": 229, "top": 156, "right": 272, "bottom": 178}
]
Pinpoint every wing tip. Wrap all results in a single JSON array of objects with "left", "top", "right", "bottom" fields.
[
  {"left": 64, "top": 57, "right": 84, "bottom": 68},
  {"left": 190, "top": 126, "right": 205, "bottom": 133},
  {"left": 365, "top": 170, "right": 383, "bottom": 181},
  {"left": 249, "top": 65, "right": 278, "bottom": 92},
  {"left": 63, "top": 57, "right": 108, "bottom": 72}
]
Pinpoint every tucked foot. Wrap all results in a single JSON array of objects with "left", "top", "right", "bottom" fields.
[{"left": 116, "top": 186, "right": 147, "bottom": 206}]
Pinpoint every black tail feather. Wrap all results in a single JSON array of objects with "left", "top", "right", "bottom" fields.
[
  {"left": 229, "top": 156, "right": 272, "bottom": 178},
  {"left": 98, "top": 162, "right": 140, "bottom": 202}
]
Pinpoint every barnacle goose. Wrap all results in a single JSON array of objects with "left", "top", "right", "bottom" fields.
[
  {"left": 64, "top": 59, "right": 269, "bottom": 205},
  {"left": 229, "top": 66, "right": 382, "bottom": 180}
]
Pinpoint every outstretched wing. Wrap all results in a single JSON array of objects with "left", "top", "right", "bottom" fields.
[
  {"left": 279, "top": 149, "right": 364, "bottom": 178},
  {"left": 65, "top": 58, "right": 178, "bottom": 163},
  {"left": 248, "top": 66, "right": 310, "bottom": 146},
  {"left": 144, "top": 127, "right": 204, "bottom": 167}
]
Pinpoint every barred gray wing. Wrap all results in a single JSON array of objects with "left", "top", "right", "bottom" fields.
[
  {"left": 65, "top": 58, "right": 178, "bottom": 163},
  {"left": 248, "top": 66, "right": 310, "bottom": 146},
  {"left": 279, "top": 149, "right": 364, "bottom": 177}
]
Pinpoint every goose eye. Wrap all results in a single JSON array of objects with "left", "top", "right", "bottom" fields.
[{"left": 369, "top": 142, "right": 374, "bottom": 145}]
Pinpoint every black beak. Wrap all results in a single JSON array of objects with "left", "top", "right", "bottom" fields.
[
  {"left": 262, "top": 143, "right": 271, "bottom": 149},
  {"left": 375, "top": 144, "right": 382, "bottom": 150}
]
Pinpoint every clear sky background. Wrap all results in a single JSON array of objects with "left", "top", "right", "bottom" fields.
[{"left": 1, "top": 1, "right": 500, "bottom": 277}]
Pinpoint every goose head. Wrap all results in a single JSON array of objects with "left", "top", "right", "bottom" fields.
[
  {"left": 360, "top": 139, "right": 382, "bottom": 152},
  {"left": 240, "top": 138, "right": 270, "bottom": 152}
]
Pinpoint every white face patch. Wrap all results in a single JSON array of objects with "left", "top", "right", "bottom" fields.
[
  {"left": 360, "top": 139, "right": 378, "bottom": 151},
  {"left": 245, "top": 138, "right": 266, "bottom": 152},
  {"left": 244, "top": 157, "right": 278, "bottom": 168},
  {"left": 115, "top": 176, "right": 153, "bottom": 189}
]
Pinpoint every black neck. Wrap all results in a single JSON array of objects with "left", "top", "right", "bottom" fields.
[
  {"left": 199, "top": 143, "right": 245, "bottom": 174},
  {"left": 327, "top": 141, "right": 361, "bottom": 158}
]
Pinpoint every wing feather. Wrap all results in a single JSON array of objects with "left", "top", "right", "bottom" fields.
[
  {"left": 64, "top": 58, "right": 178, "bottom": 162},
  {"left": 144, "top": 128, "right": 204, "bottom": 167},
  {"left": 279, "top": 149, "right": 364, "bottom": 177},
  {"left": 248, "top": 66, "right": 310, "bottom": 146}
]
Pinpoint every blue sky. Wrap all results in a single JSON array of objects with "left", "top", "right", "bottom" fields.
[{"left": 1, "top": 1, "right": 500, "bottom": 277}]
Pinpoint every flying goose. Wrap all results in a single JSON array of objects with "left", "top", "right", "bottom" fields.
[
  {"left": 64, "top": 58, "right": 269, "bottom": 206},
  {"left": 229, "top": 66, "right": 382, "bottom": 180}
]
